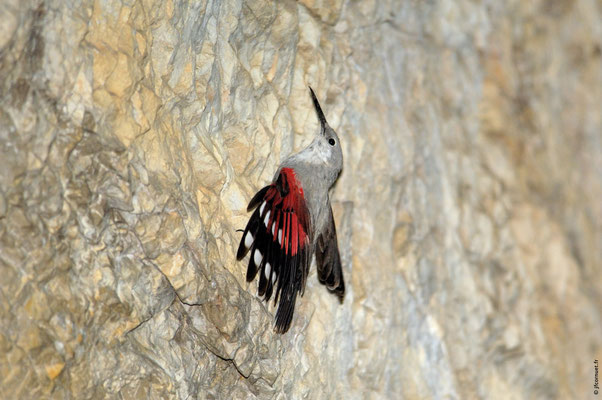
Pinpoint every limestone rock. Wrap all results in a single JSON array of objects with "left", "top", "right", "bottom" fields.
[{"left": 0, "top": 0, "right": 600, "bottom": 398}]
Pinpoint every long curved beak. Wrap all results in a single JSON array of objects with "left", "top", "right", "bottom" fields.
[{"left": 309, "top": 87, "right": 328, "bottom": 135}]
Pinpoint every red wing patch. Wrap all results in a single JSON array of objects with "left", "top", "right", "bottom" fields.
[{"left": 236, "top": 168, "right": 311, "bottom": 333}]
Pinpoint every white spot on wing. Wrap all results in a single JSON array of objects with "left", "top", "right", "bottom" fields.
[
  {"left": 272, "top": 223, "right": 275, "bottom": 235},
  {"left": 254, "top": 250, "right": 263, "bottom": 266},
  {"left": 259, "top": 202, "right": 266, "bottom": 215},
  {"left": 264, "top": 262, "right": 271, "bottom": 280},
  {"left": 264, "top": 210, "right": 271, "bottom": 226},
  {"left": 278, "top": 229, "right": 282, "bottom": 245},
  {"left": 244, "top": 232, "right": 253, "bottom": 248}
]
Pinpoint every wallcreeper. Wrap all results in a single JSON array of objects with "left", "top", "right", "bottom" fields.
[{"left": 237, "top": 88, "right": 345, "bottom": 333}]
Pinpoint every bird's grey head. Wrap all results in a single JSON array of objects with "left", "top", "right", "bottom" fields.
[{"left": 305, "top": 87, "right": 343, "bottom": 182}]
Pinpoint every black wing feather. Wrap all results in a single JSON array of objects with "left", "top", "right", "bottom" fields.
[{"left": 236, "top": 172, "right": 312, "bottom": 334}]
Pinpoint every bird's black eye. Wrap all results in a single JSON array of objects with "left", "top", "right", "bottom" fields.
[{"left": 328, "top": 138, "right": 336, "bottom": 146}]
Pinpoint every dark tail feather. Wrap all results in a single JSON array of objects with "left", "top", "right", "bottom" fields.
[
  {"left": 330, "top": 276, "right": 345, "bottom": 304},
  {"left": 316, "top": 206, "right": 346, "bottom": 303}
]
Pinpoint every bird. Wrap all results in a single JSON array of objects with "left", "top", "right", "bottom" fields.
[{"left": 236, "top": 87, "right": 345, "bottom": 333}]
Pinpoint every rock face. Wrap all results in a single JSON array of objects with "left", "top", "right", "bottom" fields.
[{"left": 1, "top": 0, "right": 600, "bottom": 398}]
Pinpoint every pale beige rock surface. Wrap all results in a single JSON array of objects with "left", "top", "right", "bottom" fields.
[{"left": 1, "top": 0, "right": 601, "bottom": 398}]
